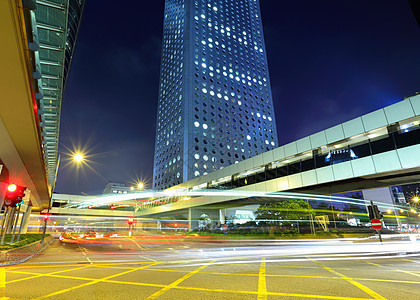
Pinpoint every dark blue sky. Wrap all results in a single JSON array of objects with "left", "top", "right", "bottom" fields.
[{"left": 55, "top": 0, "right": 420, "bottom": 195}]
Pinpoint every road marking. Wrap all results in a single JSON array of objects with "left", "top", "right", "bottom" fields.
[
  {"left": 267, "top": 291, "right": 373, "bottom": 300},
  {"left": 0, "top": 267, "right": 5, "bottom": 299},
  {"left": 6, "top": 266, "right": 89, "bottom": 284},
  {"left": 92, "top": 265, "right": 135, "bottom": 270},
  {"left": 33, "top": 262, "right": 160, "bottom": 299},
  {"left": 173, "top": 285, "right": 373, "bottom": 300},
  {"left": 10, "top": 265, "right": 420, "bottom": 289},
  {"left": 402, "top": 258, "right": 420, "bottom": 264},
  {"left": 7, "top": 263, "right": 398, "bottom": 300},
  {"left": 354, "top": 277, "right": 420, "bottom": 285},
  {"left": 6, "top": 265, "right": 92, "bottom": 284},
  {"left": 0, "top": 268, "right": 4, "bottom": 288},
  {"left": 310, "top": 258, "right": 386, "bottom": 300},
  {"left": 81, "top": 251, "right": 92, "bottom": 264},
  {"left": 258, "top": 258, "right": 267, "bottom": 300},
  {"left": 360, "top": 258, "right": 420, "bottom": 278},
  {"left": 128, "top": 238, "right": 157, "bottom": 262},
  {"left": 146, "top": 268, "right": 189, "bottom": 273},
  {"left": 77, "top": 245, "right": 93, "bottom": 264},
  {"left": 394, "top": 269, "right": 420, "bottom": 277},
  {"left": 145, "top": 261, "right": 213, "bottom": 299},
  {"left": 361, "top": 261, "right": 382, "bottom": 267}
]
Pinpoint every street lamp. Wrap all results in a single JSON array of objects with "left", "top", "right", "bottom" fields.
[
  {"left": 74, "top": 153, "right": 83, "bottom": 162},
  {"left": 137, "top": 182, "right": 144, "bottom": 190}
]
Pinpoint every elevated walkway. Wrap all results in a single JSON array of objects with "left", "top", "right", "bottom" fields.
[{"left": 50, "top": 96, "right": 420, "bottom": 219}]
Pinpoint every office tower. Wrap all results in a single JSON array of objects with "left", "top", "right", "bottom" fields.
[{"left": 153, "top": 0, "right": 278, "bottom": 190}]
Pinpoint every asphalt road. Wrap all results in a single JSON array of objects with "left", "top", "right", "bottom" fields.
[{"left": 2, "top": 234, "right": 420, "bottom": 299}]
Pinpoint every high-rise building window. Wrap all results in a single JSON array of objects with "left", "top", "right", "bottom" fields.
[{"left": 153, "top": 0, "right": 278, "bottom": 189}]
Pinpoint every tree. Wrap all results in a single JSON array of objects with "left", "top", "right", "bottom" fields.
[{"left": 255, "top": 199, "right": 314, "bottom": 225}]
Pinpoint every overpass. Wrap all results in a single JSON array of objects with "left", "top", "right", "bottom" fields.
[
  {"left": 0, "top": 0, "right": 84, "bottom": 210},
  {"left": 53, "top": 95, "right": 420, "bottom": 225}
]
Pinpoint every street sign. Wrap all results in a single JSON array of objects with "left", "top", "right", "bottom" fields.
[
  {"left": 371, "top": 218, "right": 382, "bottom": 230},
  {"left": 222, "top": 224, "right": 227, "bottom": 231}
]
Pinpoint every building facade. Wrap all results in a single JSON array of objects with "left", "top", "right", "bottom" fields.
[
  {"left": 34, "top": 0, "right": 86, "bottom": 186},
  {"left": 103, "top": 182, "right": 132, "bottom": 194},
  {"left": 153, "top": 0, "right": 278, "bottom": 190}
]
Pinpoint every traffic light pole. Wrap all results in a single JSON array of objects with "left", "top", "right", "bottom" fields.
[
  {"left": 0, "top": 207, "right": 9, "bottom": 245},
  {"left": 10, "top": 205, "right": 21, "bottom": 243}
]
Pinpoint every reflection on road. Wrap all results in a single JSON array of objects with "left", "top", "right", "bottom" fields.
[{"left": 26, "top": 233, "right": 420, "bottom": 267}]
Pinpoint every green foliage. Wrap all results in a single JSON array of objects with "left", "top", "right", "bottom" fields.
[
  {"left": 255, "top": 199, "right": 314, "bottom": 225},
  {"left": 0, "top": 234, "right": 47, "bottom": 251}
]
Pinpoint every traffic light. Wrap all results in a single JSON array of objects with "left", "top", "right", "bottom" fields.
[
  {"left": 4, "top": 184, "right": 27, "bottom": 207},
  {"left": 367, "top": 205, "right": 383, "bottom": 219},
  {"left": 128, "top": 218, "right": 134, "bottom": 225},
  {"left": 373, "top": 205, "right": 383, "bottom": 219},
  {"left": 367, "top": 205, "right": 374, "bottom": 219},
  {"left": 43, "top": 214, "right": 50, "bottom": 222}
]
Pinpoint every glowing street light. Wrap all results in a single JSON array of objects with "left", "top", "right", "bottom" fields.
[
  {"left": 413, "top": 196, "right": 420, "bottom": 202},
  {"left": 137, "top": 182, "right": 144, "bottom": 190},
  {"left": 74, "top": 153, "right": 84, "bottom": 162}
]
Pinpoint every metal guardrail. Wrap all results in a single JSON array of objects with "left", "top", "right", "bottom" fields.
[{"left": 0, "top": 236, "right": 54, "bottom": 266}]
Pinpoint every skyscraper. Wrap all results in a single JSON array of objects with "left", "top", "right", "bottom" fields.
[{"left": 153, "top": 0, "right": 278, "bottom": 190}]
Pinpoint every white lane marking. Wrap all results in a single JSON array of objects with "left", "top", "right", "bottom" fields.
[
  {"left": 82, "top": 251, "right": 93, "bottom": 264},
  {"left": 128, "top": 238, "right": 157, "bottom": 262},
  {"left": 78, "top": 245, "right": 92, "bottom": 264}
]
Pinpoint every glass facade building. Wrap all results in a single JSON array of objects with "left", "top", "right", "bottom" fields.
[
  {"left": 153, "top": 0, "right": 278, "bottom": 190},
  {"left": 33, "top": 0, "right": 85, "bottom": 185}
]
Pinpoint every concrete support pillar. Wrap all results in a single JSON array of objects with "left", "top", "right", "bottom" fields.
[
  {"left": 188, "top": 208, "right": 192, "bottom": 232},
  {"left": 219, "top": 209, "right": 226, "bottom": 224},
  {"left": 19, "top": 205, "right": 32, "bottom": 234},
  {"left": 188, "top": 208, "right": 222, "bottom": 231}
]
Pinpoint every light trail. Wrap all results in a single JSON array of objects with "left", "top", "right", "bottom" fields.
[
  {"left": 22, "top": 238, "right": 420, "bottom": 268},
  {"left": 63, "top": 189, "right": 403, "bottom": 213}
]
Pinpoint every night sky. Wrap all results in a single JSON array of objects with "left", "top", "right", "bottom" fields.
[{"left": 55, "top": 0, "right": 420, "bottom": 195}]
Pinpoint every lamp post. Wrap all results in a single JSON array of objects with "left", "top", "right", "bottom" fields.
[
  {"left": 41, "top": 153, "right": 84, "bottom": 244},
  {"left": 74, "top": 153, "right": 83, "bottom": 163}
]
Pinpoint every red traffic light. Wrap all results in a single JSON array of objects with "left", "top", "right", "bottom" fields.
[
  {"left": 4, "top": 184, "right": 27, "bottom": 207},
  {"left": 43, "top": 214, "right": 50, "bottom": 221},
  {"left": 7, "top": 184, "right": 17, "bottom": 192},
  {"left": 174, "top": 223, "right": 178, "bottom": 228},
  {"left": 128, "top": 218, "right": 134, "bottom": 225}
]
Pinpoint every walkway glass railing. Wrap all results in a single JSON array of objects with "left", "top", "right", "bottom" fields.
[{"left": 213, "top": 125, "right": 420, "bottom": 189}]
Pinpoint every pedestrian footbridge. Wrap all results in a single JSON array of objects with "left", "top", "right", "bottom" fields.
[{"left": 52, "top": 95, "right": 420, "bottom": 219}]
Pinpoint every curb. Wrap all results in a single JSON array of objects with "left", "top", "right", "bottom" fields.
[{"left": 0, "top": 236, "right": 55, "bottom": 266}]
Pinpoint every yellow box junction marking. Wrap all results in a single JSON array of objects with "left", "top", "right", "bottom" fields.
[
  {"left": 33, "top": 262, "right": 160, "bottom": 299},
  {"left": 0, "top": 268, "right": 5, "bottom": 288},
  {"left": 145, "top": 261, "right": 214, "bottom": 299},
  {"left": 5, "top": 260, "right": 408, "bottom": 300},
  {"left": 258, "top": 257, "right": 267, "bottom": 300},
  {"left": 310, "top": 258, "right": 386, "bottom": 300},
  {"left": 6, "top": 265, "right": 91, "bottom": 284}
]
